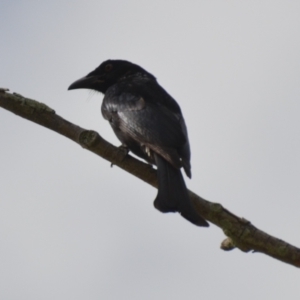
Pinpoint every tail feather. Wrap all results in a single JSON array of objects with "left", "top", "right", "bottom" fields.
[{"left": 153, "top": 154, "right": 209, "bottom": 227}]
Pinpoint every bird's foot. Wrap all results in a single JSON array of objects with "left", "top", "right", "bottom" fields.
[{"left": 111, "top": 144, "right": 129, "bottom": 167}]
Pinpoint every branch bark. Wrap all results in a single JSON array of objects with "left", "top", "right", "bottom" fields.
[{"left": 1, "top": 88, "right": 300, "bottom": 268}]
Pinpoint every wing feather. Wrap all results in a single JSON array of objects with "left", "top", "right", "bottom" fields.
[{"left": 102, "top": 88, "right": 190, "bottom": 171}]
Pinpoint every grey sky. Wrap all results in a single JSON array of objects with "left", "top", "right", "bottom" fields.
[{"left": 1, "top": 1, "right": 300, "bottom": 299}]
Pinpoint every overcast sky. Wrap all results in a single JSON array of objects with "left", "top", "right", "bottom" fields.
[{"left": 1, "top": 1, "right": 300, "bottom": 299}]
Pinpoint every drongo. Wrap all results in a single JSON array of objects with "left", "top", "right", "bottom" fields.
[{"left": 68, "top": 60, "right": 208, "bottom": 227}]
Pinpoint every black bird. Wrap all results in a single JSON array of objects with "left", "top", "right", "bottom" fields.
[{"left": 68, "top": 60, "right": 208, "bottom": 227}]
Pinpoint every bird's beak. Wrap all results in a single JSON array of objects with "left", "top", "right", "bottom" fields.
[{"left": 68, "top": 75, "right": 104, "bottom": 91}]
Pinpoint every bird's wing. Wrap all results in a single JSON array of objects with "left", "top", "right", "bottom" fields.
[{"left": 102, "top": 92, "right": 187, "bottom": 168}]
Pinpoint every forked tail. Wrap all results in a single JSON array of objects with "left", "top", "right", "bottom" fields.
[{"left": 153, "top": 154, "right": 209, "bottom": 227}]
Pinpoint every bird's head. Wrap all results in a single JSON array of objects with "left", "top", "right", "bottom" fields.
[{"left": 68, "top": 59, "right": 154, "bottom": 93}]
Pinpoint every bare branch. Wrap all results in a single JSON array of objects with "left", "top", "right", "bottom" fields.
[{"left": 1, "top": 89, "right": 300, "bottom": 268}]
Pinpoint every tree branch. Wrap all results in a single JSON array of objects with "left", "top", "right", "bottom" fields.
[{"left": 1, "top": 88, "right": 300, "bottom": 268}]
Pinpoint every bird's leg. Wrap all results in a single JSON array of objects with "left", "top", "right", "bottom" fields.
[{"left": 111, "top": 144, "right": 129, "bottom": 167}]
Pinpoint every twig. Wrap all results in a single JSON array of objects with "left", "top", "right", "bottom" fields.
[{"left": 1, "top": 89, "right": 300, "bottom": 268}]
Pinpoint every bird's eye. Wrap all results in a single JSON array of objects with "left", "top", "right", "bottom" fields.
[{"left": 105, "top": 64, "right": 113, "bottom": 72}]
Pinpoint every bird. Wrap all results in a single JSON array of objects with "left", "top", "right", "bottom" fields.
[{"left": 68, "top": 59, "right": 208, "bottom": 227}]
